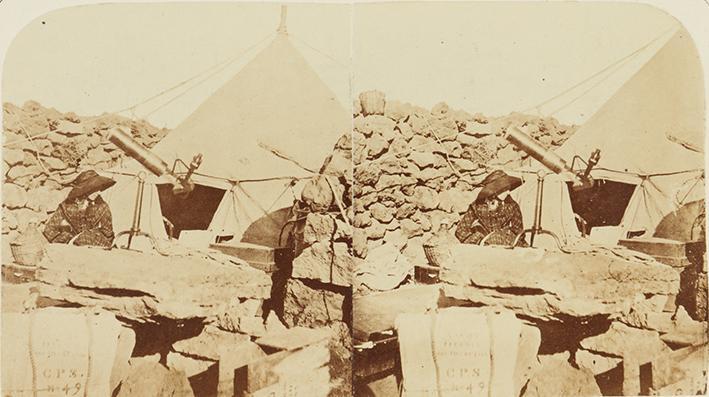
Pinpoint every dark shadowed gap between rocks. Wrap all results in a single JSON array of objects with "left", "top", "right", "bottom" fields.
[
  {"left": 69, "top": 284, "right": 154, "bottom": 298},
  {"left": 126, "top": 317, "right": 205, "bottom": 362},
  {"left": 532, "top": 314, "right": 613, "bottom": 355}
]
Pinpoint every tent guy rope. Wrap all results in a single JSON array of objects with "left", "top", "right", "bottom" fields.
[{"left": 521, "top": 23, "right": 679, "bottom": 115}]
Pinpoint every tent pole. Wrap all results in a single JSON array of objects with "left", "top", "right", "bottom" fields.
[{"left": 277, "top": 5, "right": 288, "bottom": 35}]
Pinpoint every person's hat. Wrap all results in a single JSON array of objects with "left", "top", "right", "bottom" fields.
[
  {"left": 65, "top": 170, "right": 116, "bottom": 201},
  {"left": 476, "top": 170, "right": 523, "bottom": 202}
]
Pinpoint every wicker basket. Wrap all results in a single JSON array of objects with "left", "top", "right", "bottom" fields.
[
  {"left": 359, "top": 90, "right": 385, "bottom": 116},
  {"left": 10, "top": 240, "right": 46, "bottom": 267},
  {"left": 423, "top": 244, "right": 449, "bottom": 268},
  {"left": 10, "top": 223, "right": 48, "bottom": 267}
]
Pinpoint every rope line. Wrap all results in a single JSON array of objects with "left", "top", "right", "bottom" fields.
[
  {"left": 676, "top": 174, "right": 703, "bottom": 206},
  {"left": 514, "top": 166, "right": 703, "bottom": 179},
  {"left": 265, "top": 180, "right": 296, "bottom": 213},
  {"left": 521, "top": 24, "right": 679, "bottom": 114},
  {"left": 112, "top": 33, "right": 274, "bottom": 116},
  {"left": 141, "top": 33, "right": 275, "bottom": 119},
  {"left": 546, "top": 52, "right": 637, "bottom": 116},
  {"left": 3, "top": 34, "right": 274, "bottom": 148},
  {"left": 290, "top": 34, "right": 349, "bottom": 69},
  {"left": 214, "top": 186, "right": 236, "bottom": 235}
]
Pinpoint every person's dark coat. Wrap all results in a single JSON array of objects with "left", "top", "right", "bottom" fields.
[
  {"left": 43, "top": 196, "right": 114, "bottom": 247},
  {"left": 455, "top": 195, "right": 525, "bottom": 246}
]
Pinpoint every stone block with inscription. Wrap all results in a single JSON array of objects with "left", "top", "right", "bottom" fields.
[
  {"left": 1, "top": 307, "right": 132, "bottom": 397},
  {"left": 395, "top": 307, "right": 540, "bottom": 397}
]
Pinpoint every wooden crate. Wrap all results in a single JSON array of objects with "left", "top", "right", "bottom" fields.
[
  {"left": 210, "top": 242, "right": 291, "bottom": 273},
  {"left": 619, "top": 343, "right": 708, "bottom": 396},
  {"left": 232, "top": 327, "right": 332, "bottom": 397}
]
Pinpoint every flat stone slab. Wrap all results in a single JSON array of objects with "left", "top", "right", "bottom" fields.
[
  {"left": 580, "top": 321, "right": 672, "bottom": 364},
  {"left": 35, "top": 244, "right": 272, "bottom": 322},
  {"left": 440, "top": 244, "right": 679, "bottom": 320},
  {"left": 353, "top": 284, "right": 440, "bottom": 341}
]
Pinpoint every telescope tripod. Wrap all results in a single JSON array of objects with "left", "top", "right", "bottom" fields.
[
  {"left": 512, "top": 170, "right": 565, "bottom": 250},
  {"left": 114, "top": 173, "right": 159, "bottom": 251}
]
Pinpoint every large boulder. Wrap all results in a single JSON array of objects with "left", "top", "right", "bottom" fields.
[
  {"left": 438, "top": 187, "right": 474, "bottom": 214},
  {"left": 115, "top": 361, "right": 193, "bottom": 397},
  {"left": 303, "top": 213, "right": 336, "bottom": 246},
  {"left": 367, "top": 134, "right": 389, "bottom": 159},
  {"left": 41, "top": 157, "right": 68, "bottom": 171},
  {"left": 408, "top": 151, "right": 437, "bottom": 169},
  {"left": 2, "top": 210, "right": 18, "bottom": 233},
  {"left": 524, "top": 352, "right": 601, "bottom": 397},
  {"left": 25, "top": 186, "right": 65, "bottom": 213},
  {"left": 282, "top": 279, "right": 346, "bottom": 328},
  {"left": 409, "top": 186, "right": 439, "bottom": 210},
  {"left": 3, "top": 149, "right": 24, "bottom": 166},
  {"left": 579, "top": 321, "right": 672, "bottom": 364},
  {"left": 291, "top": 242, "right": 354, "bottom": 287},
  {"left": 369, "top": 202, "right": 394, "bottom": 224},
  {"left": 354, "top": 242, "right": 412, "bottom": 292},
  {"left": 46, "top": 131, "right": 69, "bottom": 145},
  {"left": 384, "top": 100, "right": 412, "bottom": 122},
  {"left": 353, "top": 162, "right": 381, "bottom": 187},
  {"left": 361, "top": 115, "right": 396, "bottom": 139},
  {"left": 171, "top": 325, "right": 250, "bottom": 362},
  {"left": 3, "top": 183, "right": 27, "bottom": 209},
  {"left": 301, "top": 176, "right": 335, "bottom": 212},
  {"left": 55, "top": 120, "right": 84, "bottom": 136},
  {"left": 7, "top": 164, "right": 42, "bottom": 182}
]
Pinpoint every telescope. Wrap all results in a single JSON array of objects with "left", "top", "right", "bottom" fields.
[
  {"left": 504, "top": 125, "right": 598, "bottom": 187},
  {"left": 503, "top": 125, "right": 601, "bottom": 249},
  {"left": 108, "top": 126, "right": 202, "bottom": 197},
  {"left": 108, "top": 126, "right": 203, "bottom": 251}
]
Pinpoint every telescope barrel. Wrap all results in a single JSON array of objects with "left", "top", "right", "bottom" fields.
[
  {"left": 108, "top": 127, "right": 172, "bottom": 178},
  {"left": 505, "top": 125, "right": 571, "bottom": 175}
]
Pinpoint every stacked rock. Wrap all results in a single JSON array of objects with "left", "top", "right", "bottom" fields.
[
  {"left": 278, "top": 137, "right": 356, "bottom": 396},
  {"left": 2, "top": 101, "right": 168, "bottom": 247},
  {"left": 350, "top": 91, "right": 576, "bottom": 292}
]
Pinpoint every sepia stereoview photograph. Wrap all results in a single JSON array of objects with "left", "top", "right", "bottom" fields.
[{"left": 0, "top": 1, "right": 707, "bottom": 396}]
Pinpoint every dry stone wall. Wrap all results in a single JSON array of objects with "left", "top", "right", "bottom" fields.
[
  {"left": 349, "top": 91, "right": 577, "bottom": 292},
  {"left": 2, "top": 101, "right": 168, "bottom": 246}
]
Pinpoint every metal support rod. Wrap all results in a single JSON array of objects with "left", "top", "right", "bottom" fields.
[
  {"left": 530, "top": 171, "right": 545, "bottom": 246},
  {"left": 114, "top": 173, "right": 162, "bottom": 253},
  {"left": 512, "top": 170, "right": 566, "bottom": 252},
  {"left": 126, "top": 176, "right": 145, "bottom": 249}
]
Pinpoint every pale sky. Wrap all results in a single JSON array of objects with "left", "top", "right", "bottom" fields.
[{"left": 0, "top": 1, "right": 699, "bottom": 129}]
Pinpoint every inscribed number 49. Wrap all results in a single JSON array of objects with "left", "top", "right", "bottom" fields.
[{"left": 60, "top": 383, "right": 82, "bottom": 395}]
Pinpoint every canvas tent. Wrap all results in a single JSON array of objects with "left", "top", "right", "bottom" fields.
[
  {"left": 515, "top": 28, "right": 705, "bottom": 246},
  {"left": 101, "top": 31, "right": 349, "bottom": 248}
]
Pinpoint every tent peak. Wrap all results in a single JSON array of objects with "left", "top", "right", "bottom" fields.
[{"left": 277, "top": 5, "right": 288, "bottom": 35}]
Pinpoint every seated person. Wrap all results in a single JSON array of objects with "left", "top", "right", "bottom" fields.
[
  {"left": 43, "top": 170, "right": 116, "bottom": 247},
  {"left": 455, "top": 170, "right": 525, "bottom": 246}
]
